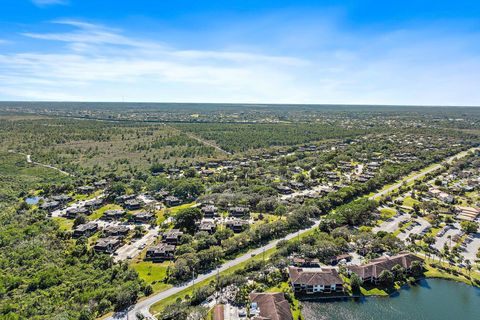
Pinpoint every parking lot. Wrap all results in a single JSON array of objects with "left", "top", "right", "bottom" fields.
[
  {"left": 433, "top": 224, "right": 462, "bottom": 251},
  {"left": 373, "top": 213, "right": 410, "bottom": 233},
  {"left": 460, "top": 233, "right": 480, "bottom": 262},
  {"left": 397, "top": 217, "right": 431, "bottom": 241}
]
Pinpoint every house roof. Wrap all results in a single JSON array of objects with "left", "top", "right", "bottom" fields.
[
  {"left": 288, "top": 267, "right": 343, "bottom": 286},
  {"left": 348, "top": 252, "right": 423, "bottom": 279},
  {"left": 147, "top": 243, "right": 176, "bottom": 254},
  {"left": 249, "top": 292, "right": 293, "bottom": 320}
]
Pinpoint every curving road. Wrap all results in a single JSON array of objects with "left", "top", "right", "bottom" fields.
[
  {"left": 107, "top": 146, "right": 478, "bottom": 320},
  {"left": 108, "top": 220, "right": 320, "bottom": 319}
]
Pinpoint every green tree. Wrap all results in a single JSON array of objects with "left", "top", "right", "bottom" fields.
[
  {"left": 350, "top": 272, "right": 363, "bottom": 293},
  {"left": 460, "top": 221, "right": 478, "bottom": 234},
  {"left": 378, "top": 270, "right": 394, "bottom": 287},
  {"left": 174, "top": 207, "right": 203, "bottom": 234},
  {"left": 410, "top": 260, "right": 424, "bottom": 278}
]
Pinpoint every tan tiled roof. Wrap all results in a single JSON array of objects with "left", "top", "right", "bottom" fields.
[
  {"left": 348, "top": 252, "right": 423, "bottom": 279},
  {"left": 250, "top": 293, "right": 293, "bottom": 320},
  {"left": 288, "top": 267, "right": 343, "bottom": 286}
]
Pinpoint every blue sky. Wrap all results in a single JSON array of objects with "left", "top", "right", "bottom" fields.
[{"left": 0, "top": 1, "right": 480, "bottom": 105}]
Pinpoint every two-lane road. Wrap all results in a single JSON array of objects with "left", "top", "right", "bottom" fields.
[{"left": 109, "top": 220, "right": 320, "bottom": 319}]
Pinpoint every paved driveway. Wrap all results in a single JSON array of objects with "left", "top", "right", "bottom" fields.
[
  {"left": 51, "top": 194, "right": 105, "bottom": 218},
  {"left": 114, "top": 227, "right": 159, "bottom": 262}
]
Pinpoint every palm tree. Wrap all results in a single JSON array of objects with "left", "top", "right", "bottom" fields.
[{"left": 465, "top": 259, "right": 472, "bottom": 278}]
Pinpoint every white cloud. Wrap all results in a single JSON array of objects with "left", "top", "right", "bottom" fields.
[{"left": 1, "top": 19, "right": 480, "bottom": 105}]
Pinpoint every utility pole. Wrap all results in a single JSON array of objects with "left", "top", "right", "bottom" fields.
[{"left": 192, "top": 269, "right": 195, "bottom": 293}]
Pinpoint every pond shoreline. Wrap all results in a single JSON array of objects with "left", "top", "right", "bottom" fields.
[{"left": 301, "top": 278, "right": 480, "bottom": 320}]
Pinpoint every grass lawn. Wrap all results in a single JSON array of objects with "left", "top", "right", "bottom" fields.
[
  {"left": 402, "top": 196, "right": 420, "bottom": 208},
  {"left": 131, "top": 261, "right": 173, "bottom": 292},
  {"left": 156, "top": 202, "right": 196, "bottom": 225},
  {"left": 423, "top": 261, "right": 480, "bottom": 287},
  {"left": 169, "top": 202, "right": 196, "bottom": 214},
  {"left": 360, "top": 286, "right": 389, "bottom": 296},
  {"left": 89, "top": 203, "right": 123, "bottom": 220},
  {"left": 379, "top": 208, "right": 396, "bottom": 220},
  {"left": 52, "top": 217, "right": 74, "bottom": 231},
  {"left": 427, "top": 226, "right": 443, "bottom": 237},
  {"left": 72, "top": 189, "right": 103, "bottom": 202}
]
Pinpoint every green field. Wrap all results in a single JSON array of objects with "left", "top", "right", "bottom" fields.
[{"left": 131, "top": 261, "right": 173, "bottom": 292}]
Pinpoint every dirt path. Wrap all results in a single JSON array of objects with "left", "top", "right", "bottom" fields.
[
  {"left": 9, "top": 150, "right": 73, "bottom": 177},
  {"left": 164, "top": 124, "right": 232, "bottom": 155}
]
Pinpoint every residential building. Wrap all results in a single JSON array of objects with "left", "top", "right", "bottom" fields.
[
  {"left": 288, "top": 266, "right": 344, "bottom": 294},
  {"left": 162, "top": 229, "right": 184, "bottom": 244},
  {"left": 146, "top": 243, "right": 176, "bottom": 262},
  {"left": 72, "top": 223, "right": 98, "bottom": 238},
  {"left": 93, "top": 237, "right": 122, "bottom": 253},
  {"left": 347, "top": 252, "right": 423, "bottom": 284},
  {"left": 249, "top": 292, "right": 293, "bottom": 320}
]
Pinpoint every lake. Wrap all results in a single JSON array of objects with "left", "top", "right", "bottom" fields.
[
  {"left": 301, "top": 279, "right": 480, "bottom": 320},
  {"left": 25, "top": 196, "right": 41, "bottom": 204}
]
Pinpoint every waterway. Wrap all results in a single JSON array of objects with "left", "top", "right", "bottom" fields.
[{"left": 302, "top": 279, "right": 480, "bottom": 320}]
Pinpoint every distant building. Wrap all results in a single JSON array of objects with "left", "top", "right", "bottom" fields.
[
  {"left": 165, "top": 196, "right": 181, "bottom": 207},
  {"left": 225, "top": 219, "right": 249, "bottom": 233},
  {"left": 146, "top": 243, "right": 176, "bottom": 262},
  {"left": 72, "top": 223, "right": 98, "bottom": 238},
  {"left": 101, "top": 209, "right": 126, "bottom": 220},
  {"left": 94, "top": 179, "right": 108, "bottom": 188},
  {"left": 84, "top": 198, "right": 104, "bottom": 211},
  {"left": 124, "top": 199, "right": 142, "bottom": 210},
  {"left": 77, "top": 186, "right": 95, "bottom": 194},
  {"left": 276, "top": 185, "right": 292, "bottom": 195},
  {"left": 292, "top": 257, "right": 320, "bottom": 268},
  {"left": 93, "top": 237, "right": 122, "bottom": 253},
  {"left": 162, "top": 229, "right": 184, "bottom": 244},
  {"left": 66, "top": 206, "right": 89, "bottom": 219},
  {"left": 330, "top": 253, "right": 352, "bottom": 265},
  {"left": 104, "top": 225, "right": 130, "bottom": 237},
  {"left": 132, "top": 211, "right": 155, "bottom": 223},
  {"left": 115, "top": 194, "right": 136, "bottom": 204},
  {"left": 50, "top": 194, "right": 72, "bottom": 204},
  {"left": 39, "top": 201, "right": 60, "bottom": 212},
  {"left": 197, "top": 220, "right": 217, "bottom": 234},
  {"left": 228, "top": 206, "right": 250, "bottom": 218},
  {"left": 201, "top": 205, "right": 218, "bottom": 218}
]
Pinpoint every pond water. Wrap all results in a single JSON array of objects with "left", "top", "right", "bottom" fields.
[
  {"left": 301, "top": 279, "right": 480, "bottom": 320},
  {"left": 25, "top": 196, "right": 41, "bottom": 204}
]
